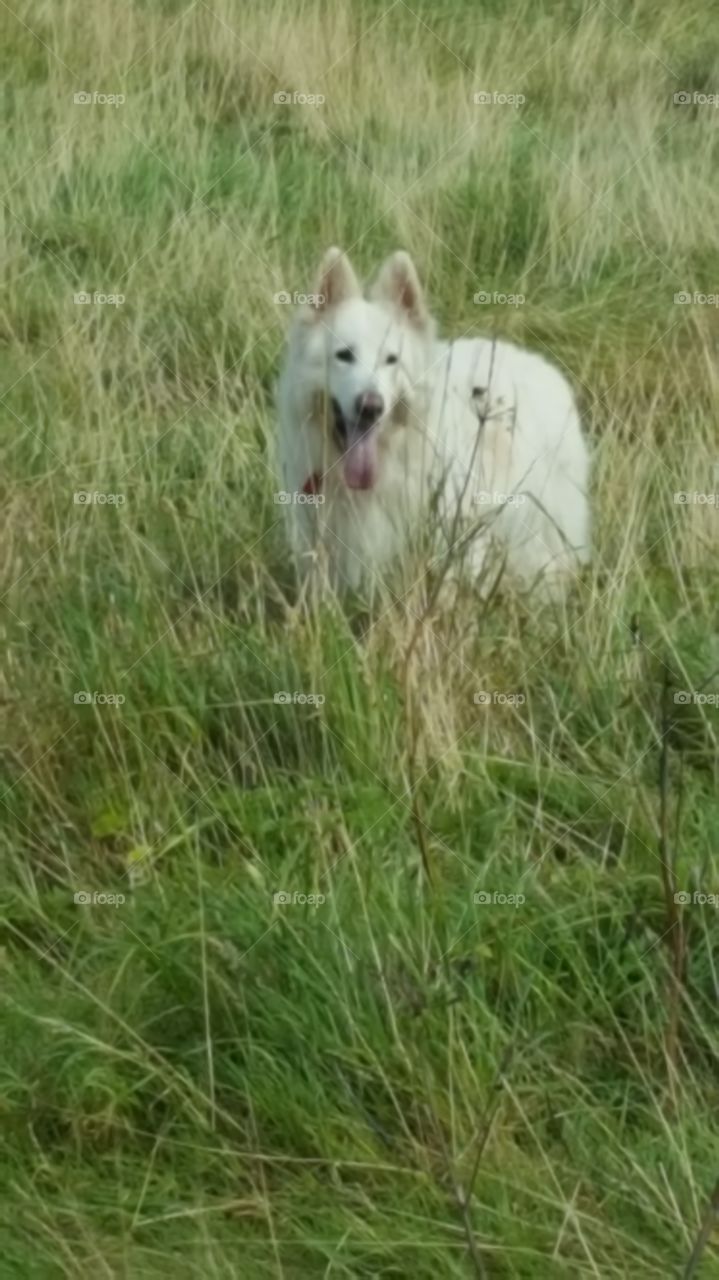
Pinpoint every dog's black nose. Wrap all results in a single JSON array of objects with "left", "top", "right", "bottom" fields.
[{"left": 354, "top": 391, "right": 384, "bottom": 426}]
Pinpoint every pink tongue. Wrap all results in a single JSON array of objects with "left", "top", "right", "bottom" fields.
[{"left": 342, "top": 435, "right": 379, "bottom": 490}]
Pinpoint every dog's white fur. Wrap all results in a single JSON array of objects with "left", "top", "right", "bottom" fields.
[{"left": 277, "top": 248, "right": 590, "bottom": 596}]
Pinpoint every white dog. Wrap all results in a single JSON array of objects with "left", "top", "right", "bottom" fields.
[{"left": 277, "top": 248, "right": 590, "bottom": 596}]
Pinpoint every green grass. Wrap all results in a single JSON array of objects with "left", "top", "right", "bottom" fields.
[{"left": 2, "top": 0, "right": 719, "bottom": 1274}]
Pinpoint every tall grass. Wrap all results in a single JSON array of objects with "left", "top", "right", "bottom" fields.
[{"left": 1, "top": 0, "right": 718, "bottom": 1274}]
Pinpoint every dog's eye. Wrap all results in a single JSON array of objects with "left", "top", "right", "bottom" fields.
[
  {"left": 335, "top": 348, "right": 355, "bottom": 363},
  {"left": 386, "top": 354, "right": 399, "bottom": 365}
]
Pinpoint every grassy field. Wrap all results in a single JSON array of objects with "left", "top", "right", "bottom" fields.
[{"left": 2, "top": 0, "right": 719, "bottom": 1274}]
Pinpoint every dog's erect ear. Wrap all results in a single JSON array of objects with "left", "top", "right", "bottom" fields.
[
  {"left": 371, "top": 251, "right": 429, "bottom": 330},
  {"left": 306, "top": 247, "right": 360, "bottom": 317}
]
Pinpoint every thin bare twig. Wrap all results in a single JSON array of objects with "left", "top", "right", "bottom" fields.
[
  {"left": 658, "top": 667, "right": 686, "bottom": 1101},
  {"left": 682, "top": 1178, "right": 719, "bottom": 1280},
  {"left": 402, "top": 340, "right": 501, "bottom": 886}
]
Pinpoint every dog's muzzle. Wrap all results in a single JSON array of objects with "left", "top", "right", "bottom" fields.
[{"left": 331, "top": 397, "right": 381, "bottom": 491}]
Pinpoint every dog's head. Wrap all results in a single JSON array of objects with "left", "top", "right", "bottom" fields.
[{"left": 290, "top": 248, "right": 435, "bottom": 491}]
